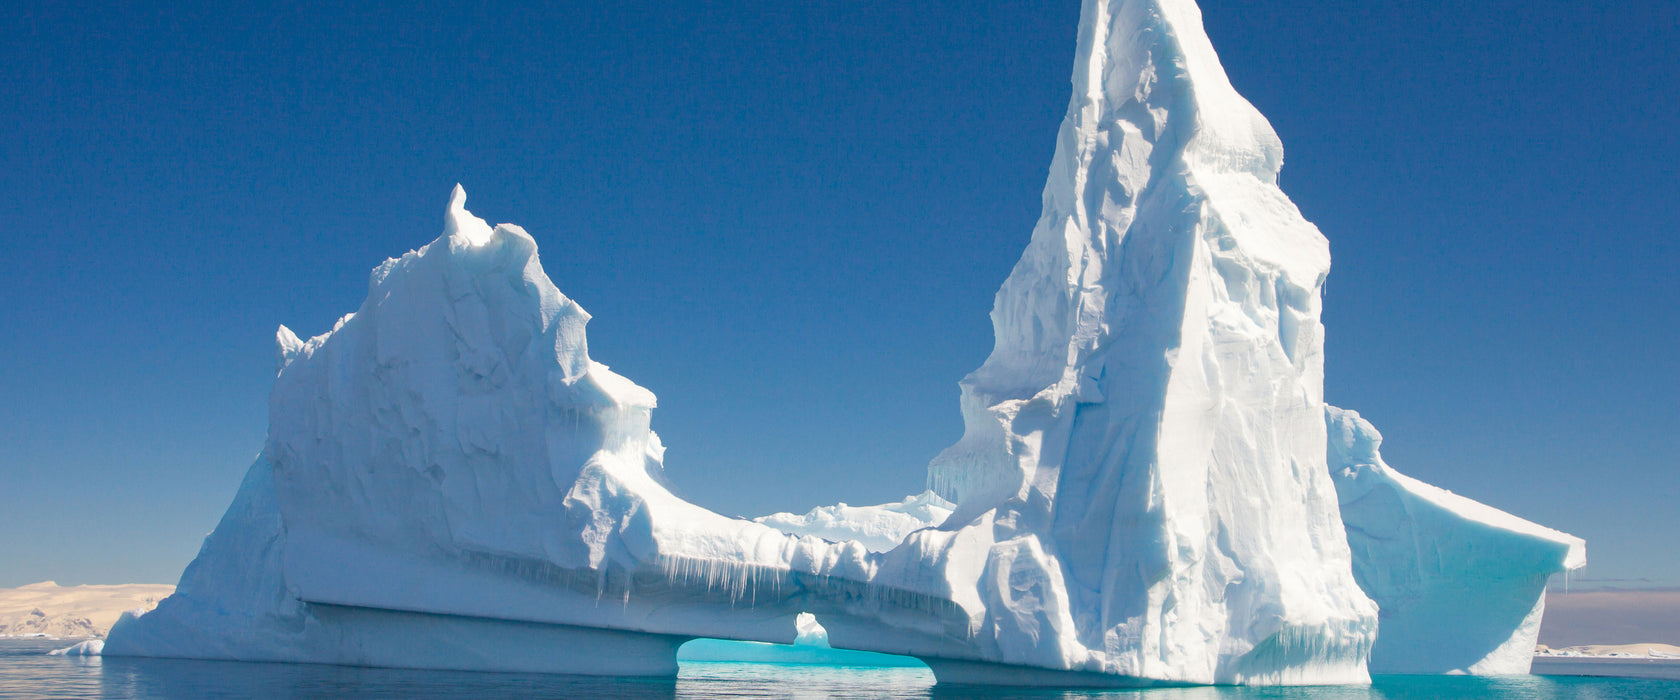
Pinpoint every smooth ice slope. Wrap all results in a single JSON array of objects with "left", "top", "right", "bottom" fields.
[{"left": 1326, "top": 406, "right": 1585, "bottom": 674}]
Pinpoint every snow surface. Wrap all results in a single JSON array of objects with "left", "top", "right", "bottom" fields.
[
  {"left": 755, "top": 492, "right": 953, "bottom": 553},
  {"left": 102, "top": 0, "right": 1582, "bottom": 686},
  {"left": 1537, "top": 644, "right": 1680, "bottom": 659},
  {"left": 1326, "top": 406, "right": 1585, "bottom": 674},
  {"left": 0, "top": 582, "right": 171, "bottom": 639}
]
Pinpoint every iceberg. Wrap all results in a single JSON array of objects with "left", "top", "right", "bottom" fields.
[
  {"left": 1325, "top": 406, "right": 1586, "bottom": 674},
  {"left": 102, "top": 0, "right": 1581, "bottom": 687},
  {"left": 109, "top": 163, "right": 1367, "bottom": 683},
  {"left": 49, "top": 640, "right": 104, "bottom": 656}
]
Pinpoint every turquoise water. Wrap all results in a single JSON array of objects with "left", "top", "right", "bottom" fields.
[
  {"left": 4, "top": 639, "right": 1677, "bottom": 699},
  {"left": 678, "top": 637, "right": 929, "bottom": 667}
]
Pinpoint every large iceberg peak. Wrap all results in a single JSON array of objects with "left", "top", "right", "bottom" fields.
[
  {"left": 933, "top": 0, "right": 1335, "bottom": 510},
  {"left": 920, "top": 0, "right": 1372, "bottom": 684}
]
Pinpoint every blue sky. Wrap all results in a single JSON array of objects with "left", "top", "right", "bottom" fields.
[{"left": 1, "top": 0, "right": 1675, "bottom": 589}]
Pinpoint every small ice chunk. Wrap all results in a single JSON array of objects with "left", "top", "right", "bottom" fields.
[
  {"left": 49, "top": 640, "right": 103, "bottom": 656},
  {"left": 793, "top": 612, "right": 830, "bottom": 648}
]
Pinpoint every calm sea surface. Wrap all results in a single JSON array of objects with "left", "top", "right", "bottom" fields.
[{"left": 4, "top": 639, "right": 1678, "bottom": 699}]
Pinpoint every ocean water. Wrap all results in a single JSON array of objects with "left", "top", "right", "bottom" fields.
[{"left": 3, "top": 639, "right": 1678, "bottom": 699}]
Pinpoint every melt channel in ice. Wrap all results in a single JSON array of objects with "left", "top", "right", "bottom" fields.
[{"left": 1326, "top": 406, "right": 1586, "bottom": 675}]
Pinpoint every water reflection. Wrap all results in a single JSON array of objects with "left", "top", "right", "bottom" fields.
[
  {"left": 1, "top": 639, "right": 1676, "bottom": 700},
  {"left": 99, "top": 657, "right": 682, "bottom": 699}
]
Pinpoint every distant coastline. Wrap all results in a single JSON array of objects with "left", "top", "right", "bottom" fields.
[
  {"left": 1540, "top": 590, "right": 1680, "bottom": 648},
  {"left": 0, "top": 582, "right": 172, "bottom": 639}
]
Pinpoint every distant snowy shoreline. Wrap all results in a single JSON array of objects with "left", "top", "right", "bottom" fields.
[
  {"left": 1535, "top": 643, "right": 1680, "bottom": 659},
  {"left": 0, "top": 582, "right": 173, "bottom": 639},
  {"left": 1531, "top": 655, "right": 1680, "bottom": 682}
]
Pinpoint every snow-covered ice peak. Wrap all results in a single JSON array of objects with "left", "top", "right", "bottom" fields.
[
  {"left": 929, "top": 0, "right": 1333, "bottom": 512},
  {"left": 443, "top": 183, "right": 494, "bottom": 247},
  {"left": 274, "top": 325, "right": 303, "bottom": 375}
]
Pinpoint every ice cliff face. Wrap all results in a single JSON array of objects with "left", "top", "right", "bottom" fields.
[{"left": 1325, "top": 407, "right": 1585, "bottom": 674}]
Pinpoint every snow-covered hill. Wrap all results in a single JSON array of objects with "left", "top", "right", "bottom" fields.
[{"left": 0, "top": 582, "right": 172, "bottom": 638}]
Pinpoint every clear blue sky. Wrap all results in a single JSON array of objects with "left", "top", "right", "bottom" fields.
[{"left": 2, "top": 0, "right": 1675, "bottom": 589}]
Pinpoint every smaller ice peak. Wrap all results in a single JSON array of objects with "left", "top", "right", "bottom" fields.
[
  {"left": 1326, "top": 406, "right": 1586, "bottom": 567},
  {"left": 274, "top": 325, "right": 303, "bottom": 375},
  {"left": 755, "top": 491, "right": 954, "bottom": 553},
  {"left": 1326, "top": 405, "right": 1585, "bottom": 674},
  {"left": 793, "top": 613, "right": 831, "bottom": 648},
  {"left": 443, "top": 183, "right": 494, "bottom": 247}
]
